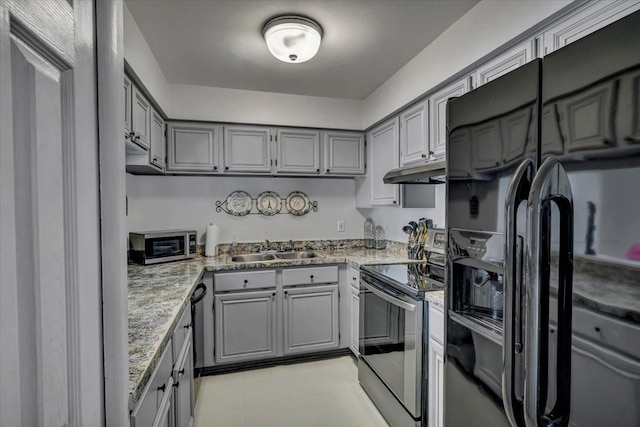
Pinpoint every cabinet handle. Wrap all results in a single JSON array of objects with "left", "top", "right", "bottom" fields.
[
  {"left": 244, "top": 279, "right": 248, "bottom": 284},
  {"left": 284, "top": 290, "right": 288, "bottom": 296},
  {"left": 183, "top": 323, "right": 191, "bottom": 329},
  {"left": 429, "top": 151, "right": 434, "bottom": 155},
  {"left": 317, "top": 169, "right": 320, "bottom": 172},
  {"left": 158, "top": 383, "right": 166, "bottom": 392},
  {"left": 173, "top": 382, "right": 180, "bottom": 388},
  {"left": 310, "top": 275, "right": 314, "bottom": 279},
  {"left": 393, "top": 201, "right": 397, "bottom": 204},
  {"left": 214, "top": 166, "right": 218, "bottom": 170},
  {"left": 225, "top": 166, "right": 229, "bottom": 170},
  {"left": 422, "top": 154, "right": 427, "bottom": 158},
  {"left": 353, "top": 277, "right": 357, "bottom": 281},
  {"left": 326, "top": 169, "right": 330, "bottom": 173},
  {"left": 272, "top": 292, "right": 276, "bottom": 297},
  {"left": 179, "top": 368, "right": 185, "bottom": 375}
]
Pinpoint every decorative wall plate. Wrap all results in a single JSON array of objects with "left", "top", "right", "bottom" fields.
[
  {"left": 286, "top": 191, "right": 312, "bottom": 216},
  {"left": 256, "top": 191, "right": 282, "bottom": 216},
  {"left": 225, "top": 191, "right": 252, "bottom": 216}
]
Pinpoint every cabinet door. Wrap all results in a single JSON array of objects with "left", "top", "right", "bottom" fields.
[
  {"left": 283, "top": 284, "right": 339, "bottom": 355},
  {"left": 430, "top": 78, "right": 469, "bottom": 158},
  {"left": 166, "top": 123, "right": 221, "bottom": 173},
  {"left": 124, "top": 75, "right": 132, "bottom": 138},
  {"left": 131, "top": 85, "right": 151, "bottom": 150},
  {"left": 323, "top": 131, "right": 365, "bottom": 175},
  {"left": 400, "top": 100, "right": 430, "bottom": 165},
  {"left": 149, "top": 108, "right": 165, "bottom": 170},
  {"left": 543, "top": 0, "right": 640, "bottom": 55},
  {"left": 428, "top": 336, "right": 444, "bottom": 427},
  {"left": 350, "top": 285, "right": 359, "bottom": 356},
  {"left": 368, "top": 117, "right": 400, "bottom": 206},
  {"left": 214, "top": 290, "right": 277, "bottom": 364},
  {"left": 174, "top": 337, "right": 194, "bottom": 427},
  {"left": 275, "top": 128, "right": 320, "bottom": 174},
  {"left": 223, "top": 126, "right": 272, "bottom": 173},
  {"left": 153, "top": 377, "right": 174, "bottom": 427},
  {"left": 475, "top": 40, "right": 534, "bottom": 87},
  {"left": 131, "top": 343, "right": 174, "bottom": 427}
]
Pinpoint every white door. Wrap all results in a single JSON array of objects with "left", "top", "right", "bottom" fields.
[
  {"left": 0, "top": 1, "right": 104, "bottom": 425},
  {"left": 369, "top": 117, "right": 401, "bottom": 206},
  {"left": 400, "top": 100, "right": 429, "bottom": 165},
  {"left": 430, "top": 78, "right": 469, "bottom": 158}
]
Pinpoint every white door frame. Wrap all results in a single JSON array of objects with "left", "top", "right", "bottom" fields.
[{"left": 96, "top": 0, "right": 130, "bottom": 425}]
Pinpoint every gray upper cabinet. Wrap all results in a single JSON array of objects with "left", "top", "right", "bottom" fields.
[
  {"left": 283, "top": 284, "right": 339, "bottom": 355},
  {"left": 131, "top": 85, "right": 151, "bottom": 151},
  {"left": 323, "top": 131, "right": 365, "bottom": 175},
  {"left": 149, "top": 108, "right": 165, "bottom": 170},
  {"left": 166, "top": 122, "right": 221, "bottom": 173},
  {"left": 399, "top": 100, "right": 430, "bottom": 165},
  {"left": 275, "top": 128, "right": 320, "bottom": 174},
  {"left": 475, "top": 40, "right": 535, "bottom": 87},
  {"left": 542, "top": 1, "right": 640, "bottom": 56},
  {"left": 214, "top": 290, "right": 278, "bottom": 364},
  {"left": 430, "top": 77, "right": 470, "bottom": 159},
  {"left": 368, "top": 117, "right": 400, "bottom": 206},
  {"left": 124, "top": 75, "right": 132, "bottom": 140},
  {"left": 223, "top": 126, "right": 272, "bottom": 173}
]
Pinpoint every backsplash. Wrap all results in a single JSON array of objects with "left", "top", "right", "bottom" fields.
[{"left": 204, "top": 239, "right": 407, "bottom": 256}]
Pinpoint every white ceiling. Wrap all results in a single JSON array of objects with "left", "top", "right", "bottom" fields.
[{"left": 125, "top": 0, "right": 479, "bottom": 100}]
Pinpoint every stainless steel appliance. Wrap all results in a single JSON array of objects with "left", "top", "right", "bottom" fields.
[
  {"left": 445, "top": 12, "right": 640, "bottom": 427},
  {"left": 358, "top": 229, "right": 445, "bottom": 427},
  {"left": 129, "top": 229, "right": 197, "bottom": 264}
]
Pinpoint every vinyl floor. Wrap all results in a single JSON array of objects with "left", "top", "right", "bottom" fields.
[{"left": 194, "top": 355, "right": 389, "bottom": 427}]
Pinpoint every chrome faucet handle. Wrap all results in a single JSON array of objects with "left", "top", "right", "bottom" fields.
[
  {"left": 265, "top": 239, "right": 271, "bottom": 250},
  {"left": 289, "top": 240, "right": 295, "bottom": 251}
]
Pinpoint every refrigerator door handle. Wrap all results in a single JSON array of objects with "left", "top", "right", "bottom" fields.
[
  {"left": 503, "top": 159, "right": 534, "bottom": 427},
  {"left": 525, "top": 156, "right": 574, "bottom": 427}
]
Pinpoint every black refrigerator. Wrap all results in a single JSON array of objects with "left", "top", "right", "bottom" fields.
[{"left": 445, "top": 11, "right": 640, "bottom": 427}]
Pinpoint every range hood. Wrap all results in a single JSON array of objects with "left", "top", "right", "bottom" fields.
[{"left": 383, "top": 159, "right": 446, "bottom": 184}]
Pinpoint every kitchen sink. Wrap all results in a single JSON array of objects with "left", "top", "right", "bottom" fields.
[
  {"left": 274, "top": 251, "right": 320, "bottom": 260},
  {"left": 230, "top": 253, "right": 276, "bottom": 262},
  {"left": 229, "top": 251, "right": 321, "bottom": 263}
]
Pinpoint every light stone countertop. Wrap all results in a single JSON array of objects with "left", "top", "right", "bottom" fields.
[
  {"left": 127, "top": 247, "right": 416, "bottom": 407},
  {"left": 425, "top": 290, "right": 445, "bottom": 309}
]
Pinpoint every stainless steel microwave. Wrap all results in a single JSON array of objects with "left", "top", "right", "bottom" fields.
[{"left": 129, "top": 230, "right": 197, "bottom": 265}]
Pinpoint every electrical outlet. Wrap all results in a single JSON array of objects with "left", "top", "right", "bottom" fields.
[{"left": 337, "top": 220, "right": 345, "bottom": 232}]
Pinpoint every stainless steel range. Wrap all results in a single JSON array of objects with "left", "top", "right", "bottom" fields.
[{"left": 358, "top": 229, "right": 445, "bottom": 427}]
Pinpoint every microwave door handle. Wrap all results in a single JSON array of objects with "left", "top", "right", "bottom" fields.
[
  {"left": 362, "top": 282, "right": 416, "bottom": 312},
  {"left": 524, "top": 157, "right": 573, "bottom": 427},
  {"left": 503, "top": 159, "right": 534, "bottom": 427}
]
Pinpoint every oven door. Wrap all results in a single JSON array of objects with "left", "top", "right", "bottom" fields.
[{"left": 359, "top": 275, "right": 423, "bottom": 417}]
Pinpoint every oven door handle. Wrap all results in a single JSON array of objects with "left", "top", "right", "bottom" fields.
[{"left": 362, "top": 281, "right": 416, "bottom": 312}]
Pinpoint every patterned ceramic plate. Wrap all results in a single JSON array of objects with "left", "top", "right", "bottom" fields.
[
  {"left": 226, "top": 191, "right": 252, "bottom": 216},
  {"left": 286, "top": 191, "right": 311, "bottom": 216},
  {"left": 256, "top": 191, "right": 282, "bottom": 216}
]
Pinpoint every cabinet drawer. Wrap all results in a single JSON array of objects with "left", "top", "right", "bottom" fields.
[
  {"left": 172, "top": 307, "right": 192, "bottom": 362},
  {"left": 214, "top": 270, "right": 276, "bottom": 292},
  {"left": 131, "top": 342, "right": 174, "bottom": 427},
  {"left": 429, "top": 305, "right": 444, "bottom": 344},
  {"left": 282, "top": 266, "right": 338, "bottom": 286}
]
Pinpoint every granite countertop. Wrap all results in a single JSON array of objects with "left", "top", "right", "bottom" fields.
[
  {"left": 128, "top": 247, "right": 415, "bottom": 407},
  {"left": 425, "top": 290, "right": 445, "bottom": 309}
]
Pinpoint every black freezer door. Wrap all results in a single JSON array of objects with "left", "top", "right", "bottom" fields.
[
  {"left": 534, "top": 10, "right": 640, "bottom": 426},
  {"left": 445, "top": 60, "right": 541, "bottom": 427}
]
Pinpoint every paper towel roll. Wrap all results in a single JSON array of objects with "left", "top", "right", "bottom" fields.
[{"left": 205, "top": 223, "right": 220, "bottom": 257}]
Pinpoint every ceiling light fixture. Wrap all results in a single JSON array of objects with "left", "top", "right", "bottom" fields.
[{"left": 263, "top": 15, "right": 323, "bottom": 64}]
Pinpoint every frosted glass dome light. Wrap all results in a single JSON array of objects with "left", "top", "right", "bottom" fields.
[{"left": 263, "top": 16, "right": 323, "bottom": 64}]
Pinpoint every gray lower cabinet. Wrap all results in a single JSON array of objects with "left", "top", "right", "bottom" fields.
[
  {"left": 283, "top": 284, "right": 340, "bottom": 355},
  {"left": 131, "top": 342, "right": 175, "bottom": 427},
  {"left": 173, "top": 336, "right": 194, "bottom": 427},
  {"left": 215, "top": 290, "right": 278, "bottom": 364}
]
